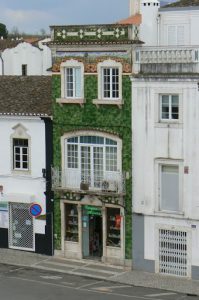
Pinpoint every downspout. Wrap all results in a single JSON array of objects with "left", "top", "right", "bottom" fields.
[
  {"left": 157, "top": 14, "right": 160, "bottom": 46},
  {"left": 0, "top": 52, "right": 4, "bottom": 75}
]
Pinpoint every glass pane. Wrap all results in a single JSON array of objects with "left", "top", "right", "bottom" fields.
[
  {"left": 80, "top": 136, "right": 104, "bottom": 145},
  {"left": 105, "top": 138, "right": 117, "bottom": 145},
  {"left": 161, "top": 165, "right": 179, "bottom": 211},
  {"left": 75, "top": 67, "right": 81, "bottom": 98},
  {"left": 81, "top": 146, "right": 91, "bottom": 185},
  {"left": 171, "top": 95, "right": 179, "bottom": 119},
  {"left": 66, "top": 68, "right": 73, "bottom": 97},
  {"left": 106, "top": 208, "right": 121, "bottom": 247},
  {"left": 161, "top": 95, "right": 169, "bottom": 119},
  {"left": 93, "top": 147, "right": 103, "bottom": 188},
  {"left": 106, "top": 147, "right": 117, "bottom": 171},
  {"left": 65, "top": 204, "right": 78, "bottom": 242}
]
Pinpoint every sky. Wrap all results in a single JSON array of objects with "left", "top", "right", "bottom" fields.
[{"left": 0, "top": 0, "right": 130, "bottom": 34}]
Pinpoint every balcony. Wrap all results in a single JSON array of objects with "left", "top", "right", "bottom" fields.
[
  {"left": 133, "top": 46, "right": 199, "bottom": 74},
  {"left": 51, "top": 167, "right": 126, "bottom": 196}
]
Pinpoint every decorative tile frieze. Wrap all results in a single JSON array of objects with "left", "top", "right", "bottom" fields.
[{"left": 52, "top": 25, "right": 129, "bottom": 42}]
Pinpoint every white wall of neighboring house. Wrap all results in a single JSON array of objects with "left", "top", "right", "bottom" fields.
[
  {"left": 1, "top": 40, "right": 52, "bottom": 75},
  {"left": 159, "top": 9, "right": 199, "bottom": 46},
  {"left": 0, "top": 117, "right": 46, "bottom": 235},
  {"left": 132, "top": 77, "right": 199, "bottom": 276}
]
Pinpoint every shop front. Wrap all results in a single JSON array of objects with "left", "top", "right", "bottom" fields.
[{"left": 60, "top": 195, "right": 125, "bottom": 265}]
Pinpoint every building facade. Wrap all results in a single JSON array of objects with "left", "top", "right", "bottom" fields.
[
  {"left": 0, "top": 39, "right": 52, "bottom": 76},
  {"left": 132, "top": 0, "right": 199, "bottom": 279},
  {"left": 49, "top": 23, "right": 140, "bottom": 265},
  {"left": 0, "top": 76, "right": 53, "bottom": 255}
]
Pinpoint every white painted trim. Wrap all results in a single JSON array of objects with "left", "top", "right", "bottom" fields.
[
  {"left": 97, "top": 59, "right": 122, "bottom": 102},
  {"left": 60, "top": 59, "right": 84, "bottom": 100},
  {"left": 154, "top": 159, "right": 184, "bottom": 214}
]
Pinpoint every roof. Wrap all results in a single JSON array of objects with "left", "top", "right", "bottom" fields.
[
  {"left": 117, "top": 14, "right": 142, "bottom": 25},
  {"left": 163, "top": 0, "right": 199, "bottom": 7},
  {"left": 0, "top": 40, "right": 21, "bottom": 51},
  {"left": 0, "top": 76, "right": 52, "bottom": 116}
]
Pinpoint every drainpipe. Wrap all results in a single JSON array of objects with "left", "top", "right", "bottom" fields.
[
  {"left": 0, "top": 52, "right": 4, "bottom": 75},
  {"left": 157, "top": 14, "right": 160, "bottom": 46}
]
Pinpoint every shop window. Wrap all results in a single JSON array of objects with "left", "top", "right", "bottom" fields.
[
  {"left": 65, "top": 204, "right": 78, "bottom": 242},
  {"left": 106, "top": 207, "right": 121, "bottom": 247}
]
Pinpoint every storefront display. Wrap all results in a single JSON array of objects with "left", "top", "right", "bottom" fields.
[
  {"left": 106, "top": 207, "right": 121, "bottom": 247},
  {"left": 65, "top": 204, "right": 78, "bottom": 242}
]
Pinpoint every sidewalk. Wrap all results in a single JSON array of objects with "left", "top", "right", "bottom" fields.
[{"left": 0, "top": 248, "right": 198, "bottom": 296}]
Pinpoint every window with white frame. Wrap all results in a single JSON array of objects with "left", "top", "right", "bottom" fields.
[
  {"left": 63, "top": 134, "right": 122, "bottom": 190},
  {"left": 97, "top": 60, "right": 122, "bottom": 101},
  {"left": 160, "top": 94, "right": 179, "bottom": 121},
  {"left": 13, "top": 138, "right": 29, "bottom": 170},
  {"left": 159, "top": 164, "right": 180, "bottom": 212},
  {"left": 61, "top": 60, "right": 84, "bottom": 99}
]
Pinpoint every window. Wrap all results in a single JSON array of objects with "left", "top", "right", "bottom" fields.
[
  {"left": 160, "top": 94, "right": 179, "bottom": 121},
  {"left": 102, "top": 67, "right": 119, "bottom": 99},
  {"left": 65, "top": 67, "right": 81, "bottom": 98},
  {"left": 63, "top": 133, "right": 122, "bottom": 191},
  {"left": 22, "top": 64, "right": 27, "bottom": 76},
  {"left": 13, "top": 139, "right": 29, "bottom": 170},
  {"left": 60, "top": 60, "right": 84, "bottom": 101},
  {"left": 159, "top": 165, "right": 180, "bottom": 212},
  {"left": 95, "top": 60, "right": 122, "bottom": 105},
  {"left": 106, "top": 208, "right": 121, "bottom": 247},
  {"left": 65, "top": 204, "right": 78, "bottom": 242},
  {"left": 168, "top": 25, "right": 185, "bottom": 45}
]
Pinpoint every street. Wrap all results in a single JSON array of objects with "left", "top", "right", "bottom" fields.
[{"left": 0, "top": 264, "right": 197, "bottom": 300}]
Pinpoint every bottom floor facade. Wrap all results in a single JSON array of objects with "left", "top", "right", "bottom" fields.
[
  {"left": 0, "top": 193, "right": 53, "bottom": 256},
  {"left": 59, "top": 193, "right": 128, "bottom": 266},
  {"left": 133, "top": 213, "right": 199, "bottom": 280}
]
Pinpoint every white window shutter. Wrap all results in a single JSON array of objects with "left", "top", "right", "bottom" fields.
[
  {"left": 177, "top": 26, "right": 184, "bottom": 45},
  {"left": 168, "top": 25, "right": 176, "bottom": 45}
]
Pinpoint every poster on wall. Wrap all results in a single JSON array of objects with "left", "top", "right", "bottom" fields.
[{"left": 0, "top": 201, "right": 8, "bottom": 228}]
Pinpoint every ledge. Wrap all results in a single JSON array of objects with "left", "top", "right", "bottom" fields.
[
  {"left": 92, "top": 99, "right": 123, "bottom": 109},
  {"left": 56, "top": 98, "right": 85, "bottom": 107}
]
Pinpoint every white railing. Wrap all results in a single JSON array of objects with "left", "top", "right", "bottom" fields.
[
  {"left": 133, "top": 45, "right": 199, "bottom": 73},
  {"left": 51, "top": 167, "right": 126, "bottom": 195}
]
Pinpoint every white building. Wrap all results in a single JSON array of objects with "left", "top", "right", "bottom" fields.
[
  {"left": 0, "top": 76, "right": 53, "bottom": 255},
  {"left": 0, "top": 38, "right": 52, "bottom": 75},
  {"left": 132, "top": 0, "right": 199, "bottom": 279},
  {"left": 129, "top": 0, "right": 199, "bottom": 46}
]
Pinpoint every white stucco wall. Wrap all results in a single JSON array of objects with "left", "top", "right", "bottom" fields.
[
  {"left": 132, "top": 77, "right": 199, "bottom": 267},
  {"left": 0, "top": 117, "right": 47, "bottom": 233},
  {"left": 159, "top": 9, "right": 199, "bottom": 46},
  {"left": 2, "top": 41, "right": 52, "bottom": 76}
]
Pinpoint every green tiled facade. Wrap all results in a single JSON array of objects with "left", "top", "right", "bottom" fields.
[{"left": 52, "top": 74, "right": 132, "bottom": 259}]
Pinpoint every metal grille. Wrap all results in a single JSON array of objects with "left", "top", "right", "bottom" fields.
[
  {"left": 159, "top": 229, "right": 187, "bottom": 277},
  {"left": 9, "top": 203, "right": 34, "bottom": 251}
]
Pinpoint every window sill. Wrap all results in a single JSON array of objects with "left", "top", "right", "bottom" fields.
[
  {"left": 93, "top": 99, "right": 123, "bottom": 109},
  {"left": 155, "top": 122, "right": 183, "bottom": 129},
  {"left": 154, "top": 210, "right": 184, "bottom": 218},
  {"left": 56, "top": 98, "right": 84, "bottom": 107}
]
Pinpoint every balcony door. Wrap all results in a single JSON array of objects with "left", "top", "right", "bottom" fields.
[
  {"left": 81, "top": 146, "right": 103, "bottom": 188},
  {"left": 64, "top": 134, "right": 121, "bottom": 190}
]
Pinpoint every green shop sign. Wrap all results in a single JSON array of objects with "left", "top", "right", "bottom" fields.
[{"left": 84, "top": 206, "right": 102, "bottom": 216}]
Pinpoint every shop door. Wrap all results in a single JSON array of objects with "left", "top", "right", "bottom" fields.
[
  {"left": 9, "top": 203, "right": 34, "bottom": 251},
  {"left": 82, "top": 206, "right": 102, "bottom": 259}
]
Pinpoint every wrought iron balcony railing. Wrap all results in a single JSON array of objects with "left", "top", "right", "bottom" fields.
[{"left": 51, "top": 167, "right": 126, "bottom": 195}]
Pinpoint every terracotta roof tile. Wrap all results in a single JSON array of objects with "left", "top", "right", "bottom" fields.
[{"left": 117, "top": 14, "right": 142, "bottom": 25}]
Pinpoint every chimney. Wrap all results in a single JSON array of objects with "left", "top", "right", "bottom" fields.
[{"left": 130, "top": 0, "right": 140, "bottom": 16}]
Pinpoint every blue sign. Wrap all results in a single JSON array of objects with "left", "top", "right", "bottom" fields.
[{"left": 30, "top": 203, "right": 42, "bottom": 217}]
